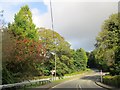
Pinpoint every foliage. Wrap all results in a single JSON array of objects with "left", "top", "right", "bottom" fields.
[
  {"left": 2, "top": 30, "right": 45, "bottom": 84},
  {"left": 8, "top": 5, "right": 39, "bottom": 40},
  {"left": 109, "top": 62, "right": 120, "bottom": 76},
  {"left": 38, "top": 28, "right": 88, "bottom": 76},
  {"left": 2, "top": 5, "right": 89, "bottom": 84},
  {"left": 95, "top": 13, "right": 120, "bottom": 73},
  {"left": 2, "top": 5, "right": 47, "bottom": 84},
  {"left": 103, "top": 75, "right": 120, "bottom": 88},
  {"left": 38, "top": 28, "right": 74, "bottom": 76},
  {"left": 73, "top": 48, "right": 88, "bottom": 71},
  {"left": 2, "top": 65, "right": 15, "bottom": 84},
  {"left": 87, "top": 51, "right": 97, "bottom": 68}
]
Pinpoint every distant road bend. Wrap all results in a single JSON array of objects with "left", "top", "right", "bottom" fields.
[{"left": 49, "top": 70, "right": 106, "bottom": 90}]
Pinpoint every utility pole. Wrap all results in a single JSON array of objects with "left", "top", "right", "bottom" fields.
[
  {"left": 49, "top": 0, "right": 56, "bottom": 80},
  {"left": 55, "top": 53, "right": 56, "bottom": 80},
  {"left": 100, "top": 70, "right": 103, "bottom": 82},
  {"left": 0, "top": 10, "right": 4, "bottom": 85}
]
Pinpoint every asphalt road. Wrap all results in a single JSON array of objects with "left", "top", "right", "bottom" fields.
[{"left": 49, "top": 71, "right": 106, "bottom": 90}]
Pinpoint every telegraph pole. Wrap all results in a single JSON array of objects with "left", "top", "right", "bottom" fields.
[
  {"left": 50, "top": 0, "right": 56, "bottom": 80},
  {"left": 0, "top": 10, "right": 4, "bottom": 85}
]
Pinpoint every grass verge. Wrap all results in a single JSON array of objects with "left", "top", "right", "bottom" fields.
[{"left": 18, "top": 68, "right": 93, "bottom": 90}]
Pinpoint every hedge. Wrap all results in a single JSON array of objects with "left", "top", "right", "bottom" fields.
[{"left": 103, "top": 75, "right": 120, "bottom": 88}]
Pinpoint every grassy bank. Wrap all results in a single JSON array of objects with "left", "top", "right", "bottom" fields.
[
  {"left": 103, "top": 75, "right": 120, "bottom": 88},
  {"left": 21, "top": 69, "right": 92, "bottom": 89},
  {"left": 53, "top": 69, "right": 92, "bottom": 83},
  {"left": 65, "top": 68, "right": 92, "bottom": 76}
]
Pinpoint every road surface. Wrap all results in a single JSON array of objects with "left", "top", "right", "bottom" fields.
[{"left": 49, "top": 71, "right": 106, "bottom": 90}]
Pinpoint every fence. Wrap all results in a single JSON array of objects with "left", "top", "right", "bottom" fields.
[
  {"left": 0, "top": 72, "right": 87, "bottom": 89},
  {"left": 0, "top": 78, "right": 51, "bottom": 90}
]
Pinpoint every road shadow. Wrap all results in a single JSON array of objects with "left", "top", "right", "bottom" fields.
[{"left": 80, "top": 75, "right": 101, "bottom": 82}]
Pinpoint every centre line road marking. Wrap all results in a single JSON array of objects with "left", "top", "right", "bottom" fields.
[
  {"left": 51, "top": 79, "right": 77, "bottom": 88},
  {"left": 76, "top": 81, "right": 82, "bottom": 90},
  {"left": 78, "top": 84, "right": 82, "bottom": 90}
]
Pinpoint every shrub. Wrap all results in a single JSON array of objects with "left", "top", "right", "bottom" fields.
[{"left": 103, "top": 75, "right": 120, "bottom": 88}]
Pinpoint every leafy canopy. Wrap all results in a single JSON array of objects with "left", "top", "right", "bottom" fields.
[
  {"left": 95, "top": 13, "right": 120, "bottom": 74},
  {"left": 8, "top": 5, "right": 39, "bottom": 40}
]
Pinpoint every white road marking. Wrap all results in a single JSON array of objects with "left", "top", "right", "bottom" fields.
[
  {"left": 78, "top": 84, "right": 82, "bottom": 90},
  {"left": 76, "top": 80, "right": 82, "bottom": 90},
  {"left": 51, "top": 79, "right": 76, "bottom": 88}
]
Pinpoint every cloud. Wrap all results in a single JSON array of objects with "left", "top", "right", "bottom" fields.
[
  {"left": 0, "top": 1, "right": 118, "bottom": 51},
  {"left": 0, "top": 0, "right": 43, "bottom": 2},
  {"left": 31, "top": 8, "right": 51, "bottom": 29},
  {"left": 43, "top": 0, "right": 119, "bottom": 3},
  {"left": 0, "top": 2, "right": 25, "bottom": 24},
  {"left": 39, "top": 1, "right": 118, "bottom": 51}
]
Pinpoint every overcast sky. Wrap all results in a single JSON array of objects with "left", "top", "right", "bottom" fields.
[{"left": 0, "top": 0, "right": 118, "bottom": 51}]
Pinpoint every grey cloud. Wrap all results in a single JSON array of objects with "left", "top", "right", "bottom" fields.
[{"left": 50, "top": 2, "right": 118, "bottom": 51}]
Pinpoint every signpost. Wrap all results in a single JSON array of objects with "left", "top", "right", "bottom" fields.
[
  {"left": 50, "top": 70, "right": 56, "bottom": 81},
  {"left": 51, "top": 52, "right": 56, "bottom": 80},
  {"left": 100, "top": 70, "right": 103, "bottom": 82}
]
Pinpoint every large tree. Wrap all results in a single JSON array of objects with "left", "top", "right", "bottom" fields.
[
  {"left": 95, "top": 13, "right": 120, "bottom": 74},
  {"left": 2, "top": 5, "right": 45, "bottom": 84},
  {"left": 74, "top": 48, "right": 88, "bottom": 71},
  {"left": 8, "top": 5, "right": 38, "bottom": 40},
  {"left": 2, "top": 30, "right": 45, "bottom": 84},
  {"left": 87, "top": 51, "right": 97, "bottom": 68},
  {"left": 38, "top": 28, "right": 75, "bottom": 76}
]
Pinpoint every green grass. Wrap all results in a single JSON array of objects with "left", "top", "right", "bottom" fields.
[{"left": 65, "top": 68, "right": 92, "bottom": 76}]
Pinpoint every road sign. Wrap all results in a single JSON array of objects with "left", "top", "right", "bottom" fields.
[
  {"left": 51, "top": 70, "right": 56, "bottom": 75},
  {"left": 100, "top": 70, "right": 103, "bottom": 82}
]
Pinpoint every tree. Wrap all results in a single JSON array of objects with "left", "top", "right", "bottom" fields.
[
  {"left": 74, "top": 48, "right": 88, "bottom": 71},
  {"left": 95, "top": 13, "right": 120, "bottom": 73},
  {"left": 8, "top": 5, "right": 39, "bottom": 40},
  {"left": 38, "top": 28, "right": 74, "bottom": 76},
  {"left": 2, "top": 30, "right": 45, "bottom": 84},
  {"left": 87, "top": 51, "right": 97, "bottom": 68},
  {"left": 2, "top": 5, "right": 45, "bottom": 83}
]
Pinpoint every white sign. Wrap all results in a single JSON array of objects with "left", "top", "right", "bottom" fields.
[
  {"left": 100, "top": 70, "right": 102, "bottom": 75},
  {"left": 51, "top": 70, "right": 56, "bottom": 75}
]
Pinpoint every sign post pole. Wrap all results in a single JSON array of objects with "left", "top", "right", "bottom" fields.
[{"left": 100, "top": 70, "right": 103, "bottom": 82}]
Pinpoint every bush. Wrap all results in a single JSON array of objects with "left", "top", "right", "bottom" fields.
[
  {"left": 109, "top": 61, "right": 120, "bottom": 76},
  {"left": 2, "top": 66, "right": 15, "bottom": 84},
  {"left": 103, "top": 75, "right": 120, "bottom": 88}
]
